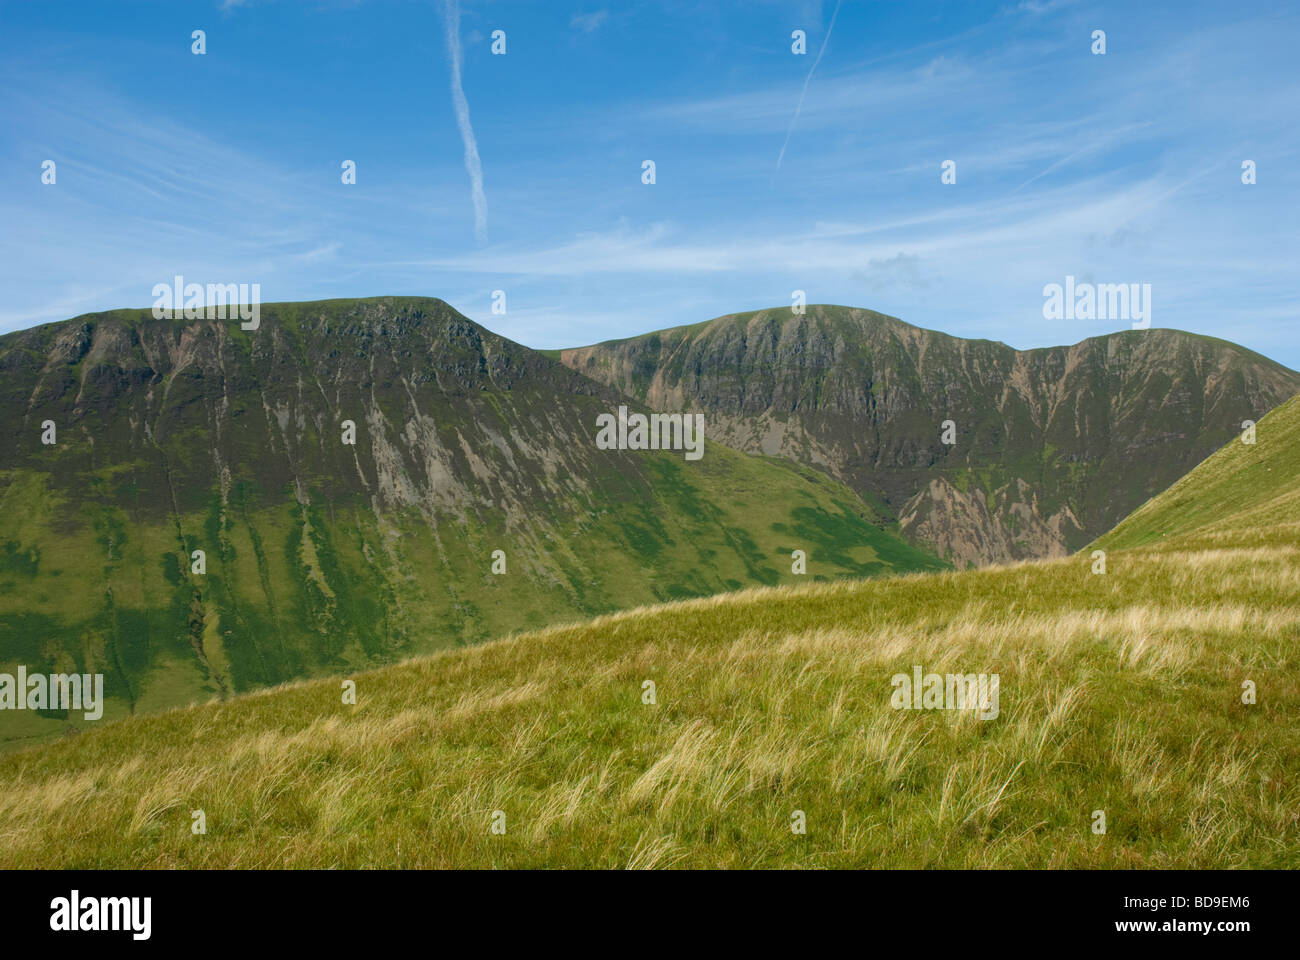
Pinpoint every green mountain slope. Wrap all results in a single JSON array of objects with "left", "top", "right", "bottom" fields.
[
  {"left": 558, "top": 305, "right": 1300, "bottom": 567},
  {"left": 1094, "top": 393, "right": 1300, "bottom": 552},
  {"left": 2, "top": 360, "right": 1296, "bottom": 868},
  {"left": 0, "top": 297, "right": 944, "bottom": 750}
]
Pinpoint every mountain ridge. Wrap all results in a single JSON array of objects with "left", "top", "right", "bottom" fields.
[{"left": 557, "top": 304, "right": 1300, "bottom": 566}]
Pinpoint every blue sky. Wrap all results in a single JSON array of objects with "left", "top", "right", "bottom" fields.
[{"left": 2, "top": 0, "right": 1297, "bottom": 367}]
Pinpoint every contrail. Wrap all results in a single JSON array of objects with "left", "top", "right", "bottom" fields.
[
  {"left": 440, "top": 0, "right": 487, "bottom": 244},
  {"left": 775, "top": 0, "right": 843, "bottom": 176}
]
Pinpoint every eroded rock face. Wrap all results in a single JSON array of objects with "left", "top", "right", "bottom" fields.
[
  {"left": 898, "top": 477, "right": 1083, "bottom": 569},
  {"left": 560, "top": 305, "right": 1300, "bottom": 566},
  {"left": 6, "top": 298, "right": 616, "bottom": 526}
]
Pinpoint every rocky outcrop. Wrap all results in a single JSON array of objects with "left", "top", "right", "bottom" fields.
[{"left": 899, "top": 477, "right": 1083, "bottom": 568}]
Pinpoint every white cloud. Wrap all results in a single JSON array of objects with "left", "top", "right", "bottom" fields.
[
  {"left": 775, "top": 0, "right": 841, "bottom": 173},
  {"left": 440, "top": 0, "right": 488, "bottom": 244},
  {"left": 570, "top": 11, "right": 609, "bottom": 34}
]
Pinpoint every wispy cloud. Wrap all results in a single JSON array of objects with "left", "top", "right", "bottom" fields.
[
  {"left": 1009, "top": 0, "right": 1078, "bottom": 15},
  {"left": 775, "top": 0, "right": 842, "bottom": 175},
  {"left": 440, "top": 0, "right": 488, "bottom": 244},
  {"left": 570, "top": 11, "right": 608, "bottom": 34},
  {"left": 0, "top": 79, "right": 468, "bottom": 327}
]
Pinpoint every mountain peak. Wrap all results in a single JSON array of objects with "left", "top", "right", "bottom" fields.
[{"left": 556, "top": 307, "right": 1300, "bottom": 566}]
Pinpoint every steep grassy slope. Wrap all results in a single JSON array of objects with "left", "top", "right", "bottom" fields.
[
  {"left": 558, "top": 305, "right": 1300, "bottom": 567},
  {"left": 1094, "top": 395, "right": 1300, "bottom": 553},
  {"left": 1, "top": 394, "right": 1295, "bottom": 868},
  {"left": 0, "top": 297, "right": 944, "bottom": 750}
]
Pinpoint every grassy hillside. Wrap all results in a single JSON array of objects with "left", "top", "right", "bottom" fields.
[
  {"left": 1094, "top": 394, "right": 1300, "bottom": 553},
  {"left": 0, "top": 298, "right": 944, "bottom": 751},
  {"left": 0, "top": 400, "right": 1296, "bottom": 868}
]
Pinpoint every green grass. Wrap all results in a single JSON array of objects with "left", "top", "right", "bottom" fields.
[
  {"left": 1, "top": 297, "right": 952, "bottom": 752},
  {"left": 0, "top": 403, "right": 1296, "bottom": 868},
  {"left": 0, "top": 439, "right": 944, "bottom": 753},
  {"left": 1094, "top": 396, "right": 1300, "bottom": 553}
]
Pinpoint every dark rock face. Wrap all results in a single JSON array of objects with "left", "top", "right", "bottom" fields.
[
  {"left": 5, "top": 298, "right": 615, "bottom": 522},
  {"left": 559, "top": 305, "right": 1300, "bottom": 566}
]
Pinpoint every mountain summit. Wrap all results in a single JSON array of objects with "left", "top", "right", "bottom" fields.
[{"left": 557, "top": 305, "right": 1300, "bottom": 566}]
